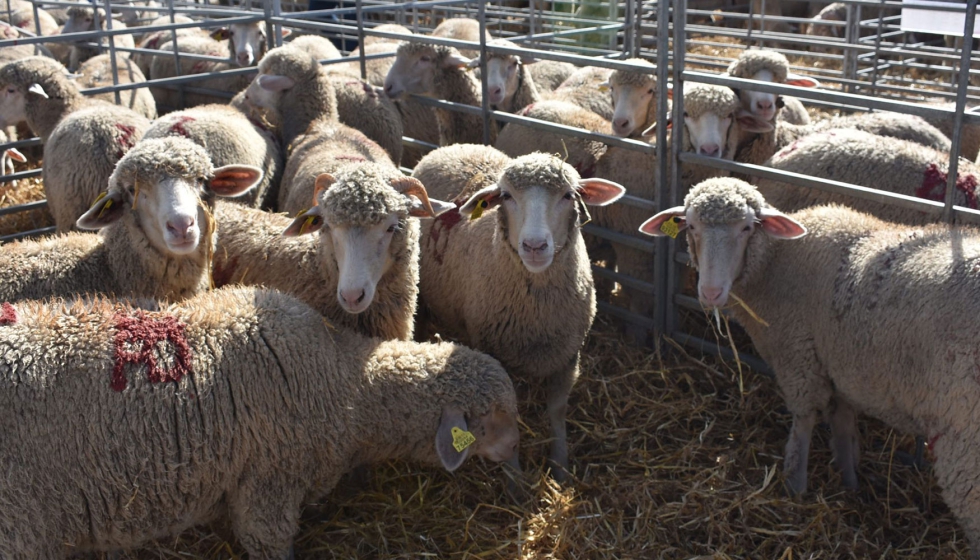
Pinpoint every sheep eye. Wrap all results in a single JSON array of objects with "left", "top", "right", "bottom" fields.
[
  {"left": 500, "top": 192, "right": 512, "bottom": 201},
  {"left": 420, "top": 56, "right": 432, "bottom": 63},
  {"left": 682, "top": 111, "right": 689, "bottom": 118},
  {"left": 562, "top": 192, "right": 573, "bottom": 200},
  {"left": 386, "top": 224, "right": 396, "bottom": 233},
  {"left": 647, "top": 88, "right": 654, "bottom": 94}
]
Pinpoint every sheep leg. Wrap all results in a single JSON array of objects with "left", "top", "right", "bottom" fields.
[
  {"left": 932, "top": 440, "right": 980, "bottom": 559},
  {"left": 229, "top": 483, "right": 302, "bottom": 560},
  {"left": 546, "top": 363, "right": 578, "bottom": 482},
  {"left": 502, "top": 451, "right": 527, "bottom": 503},
  {"left": 828, "top": 398, "right": 860, "bottom": 490},
  {"left": 783, "top": 411, "right": 818, "bottom": 496}
]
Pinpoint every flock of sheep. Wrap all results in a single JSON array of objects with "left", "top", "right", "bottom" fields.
[{"left": 1, "top": 0, "right": 980, "bottom": 557}]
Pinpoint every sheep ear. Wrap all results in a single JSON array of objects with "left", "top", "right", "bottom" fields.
[
  {"left": 27, "top": 83, "right": 48, "bottom": 98},
  {"left": 312, "top": 173, "right": 336, "bottom": 206},
  {"left": 435, "top": 406, "right": 471, "bottom": 473},
  {"left": 443, "top": 50, "right": 472, "bottom": 69},
  {"left": 4, "top": 148, "right": 25, "bottom": 163},
  {"left": 597, "top": 80, "right": 610, "bottom": 92},
  {"left": 736, "top": 110, "right": 774, "bottom": 133},
  {"left": 459, "top": 184, "right": 502, "bottom": 216},
  {"left": 210, "top": 27, "right": 231, "bottom": 41},
  {"left": 76, "top": 190, "right": 126, "bottom": 230},
  {"left": 282, "top": 206, "right": 325, "bottom": 237},
  {"left": 577, "top": 178, "right": 625, "bottom": 206},
  {"left": 785, "top": 73, "right": 819, "bottom": 88},
  {"left": 257, "top": 74, "right": 296, "bottom": 92},
  {"left": 466, "top": 57, "right": 482, "bottom": 69},
  {"left": 280, "top": 28, "right": 292, "bottom": 38},
  {"left": 209, "top": 165, "right": 263, "bottom": 197},
  {"left": 756, "top": 207, "right": 807, "bottom": 239},
  {"left": 638, "top": 206, "right": 687, "bottom": 237}
]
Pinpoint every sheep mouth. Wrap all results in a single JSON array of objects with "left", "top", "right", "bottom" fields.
[
  {"left": 519, "top": 252, "right": 554, "bottom": 273},
  {"left": 166, "top": 238, "right": 200, "bottom": 254}
]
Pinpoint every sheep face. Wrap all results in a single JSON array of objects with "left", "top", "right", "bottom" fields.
[
  {"left": 740, "top": 69, "right": 780, "bottom": 122},
  {"left": 62, "top": 7, "right": 97, "bottom": 35},
  {"left": 639, "top": 179, "right": 806, "bottom": 309},
  {"left": 484, "top": 54, "right": 524, "bottom": 107},
  {"left": 214, "top": 22, "right": 289, "bottom": 67},
  {"left": 684, "top": 108, "right": 734, "bottom": 159},
  {"left": 383, "top": 45, "right": 470, "bottom": 99},
  {"left": 610, "top": 79, "right": 655, "bottom": 137},
  {"left": 0, "top": 82, "right": 28, "bottom": 128},
  {"left": 244, "top": 72, "right": 295, "bottom": 111},
  {"left": 435, "top": 403, "right": 520, "bottom": 472}
]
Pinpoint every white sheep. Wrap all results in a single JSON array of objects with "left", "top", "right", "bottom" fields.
[
  {"left": 0, "top": 56, "right": 150, "bottom": 231},
  {"left": 210, "top": 20, "right": 291, "bottom": 68},
  {"left": 149, "top": 34, "right": 249, "bottom": 110},
  {"left": 60, "top": 5, "right": 135, "bottom": 71},
  {"left": 414, "top": 150, "right": 625, "bottom": 480},
  {"left": 640, "top": 176, "right": 980, "bottom": 557},
  {"left": 430, "top": 16, "right": 491, "bottom": 58},
  {"left": 75, "top": 53, "right": 157, "bottom": 119},
  {"left": 213, "top": 162, "right": 454, "bottom": 342},
  {"left": 0, "top": 136, "right": 261, "bottom": 302},
  {"left": 131, "top": 14, "right": 205, "bottom": 78},
  {"left": 0, "top": 285, "right": 519, "bottom": 558},
  {"left": 602, "top": 57, "right": 657, "bottom": 137},
  {"left": 725, "top": 48, "right": 818, "bottom": 126}
]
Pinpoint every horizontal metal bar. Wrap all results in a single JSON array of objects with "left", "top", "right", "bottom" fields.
[
  {"left": 0, "top": 226, "right": 55, "bottom": 244},
  {"left": 582, "top": 224, "right": 656, "bottom": 254},
  {"left": 0, "top": 199, "right": 47, "bottom": 216},
  {"left": 0, "top": 169, "right": 42, "bottom": 185},
  {"left": 671, "top": 331, "right": 774, "bottom": 376},
  {"left": 597, "top": 300, "right": 657, "bottom": 330},
  {"left": 591, "top": 264, "right": 657, "bottom": 295}
]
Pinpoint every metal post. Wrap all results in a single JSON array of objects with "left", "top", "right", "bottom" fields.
[
  {"left": 942, "top": 0, "right": 978, "bottom": 223},
  {"left": 624, "top": 0, "right": 634, "bottom": 58},
  {"left": 357, "top": 0, "right": 366, "bottom": 79},
  {"left": 529, "top": 0, "right": 538, "bottom": 48},
  {"left": 167, "top": 0, "right": 185, "bottom": 110},
  {"left": 478, "top": 0, "right": 491, "bottom": 146},
  {"left": 653, "top": 0, "right": 671, "bottom": 338},
  {"left": 869, "top": 0, "right": 886, "bottom": 98},
  {"left": 843, "top": 2, "right": 859, "bottom": 93},
  {"left": 665, "top": 0, "right": 686, "bottom": 338},
  {"left": 103, "top": 0, "right": 122, "bottom": 106}
]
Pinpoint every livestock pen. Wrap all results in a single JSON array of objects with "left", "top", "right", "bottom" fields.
[{"left": 0, "top": 0, "right": 978, "bottom": 557}]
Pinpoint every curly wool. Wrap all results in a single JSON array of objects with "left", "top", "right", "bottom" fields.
[
  {"left": 320, "top": 163, "right": 410, "bottom": 227},
  {"left": 725, "top": 48, "right": 789, "bottom": 83},
  {"left": 484, "top": 38, "right": 519, "bottom": 61},
  {"left": 396, "top": 41, "right": 456, "bottom": 63},
  {"left": 683, "top": 83, "right": 740, "bottom": 120},
  {"left": 111, "top": 137, "right": 213, "bottom": 188},
  {"left": 608, "top": 58, "right": 656, "bottom": 90},
  {"left": 685, "top": 177, "right": 767, "bottom": 224},
  {"left": 258, "top": 44, "right": 321, "bottom": 82},
  {"left": 500, "top": 152, "right": 580, "bottom": 195},
  {"left": 0, "top": 57, "right": 76, "bottom": 100}
]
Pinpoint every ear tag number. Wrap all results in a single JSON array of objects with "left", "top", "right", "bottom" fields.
[
  {"left": 451, "top": 427, "right": 476, "bottom": 452},
  {"left": 660, "top": 216, "right": 681, "bottom": 238},
  {"left": 469, "top": 199, "right": 489, "bottom": 220}
]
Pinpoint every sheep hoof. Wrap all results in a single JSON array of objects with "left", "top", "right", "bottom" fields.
[{"left": 547, "top": 460, "right": 571, "bottom": 484}]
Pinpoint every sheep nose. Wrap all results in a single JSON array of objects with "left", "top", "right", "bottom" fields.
[
  {"left": 383, "top": 83, "right": 398, "bottom": 98},
  {"left": 167, "top": 215, "right": 196, "bottom": 238},
  {"left": 757, "top": 100, "right": 773, "bottom": 110},
  {"left": 340, "top": 288, "right": 366, "bottom": 308},
  {"left": 700, "top": 287, "right": 724, "bottom": 305},
  {"left": 522, "top": 238, "right": 548, "bottom": 253},
  {"left": 490, "top": 86, "right": 502, "bottom": 96},
  {"left": 613, "top": 118, "right": 630, "bottom": 130},
  {"left": 237, "top": 52, "right": 253, "bottom": 66},
  {"left": 698, "top": 144, "right": 721, "bottom": 157}
]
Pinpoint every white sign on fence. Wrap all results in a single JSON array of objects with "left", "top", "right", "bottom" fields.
[{"left": 901, "top": 0, "right": 980, "bottom": 37}]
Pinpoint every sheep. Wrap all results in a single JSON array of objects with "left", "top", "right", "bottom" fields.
[
  {"left": 213, "top": 162, "right": 454, "bottom": 341},
  {"left": 143, "top": 104, "right": 281, "bottom": 209},
  {"left": 415, "top": 151, "right": 626, "bottom": 480},
  {"left": 476, "top": 38, "right": 541, "bottom": 114},
  {"left": 210, "top": 20, "right": 290, "bottom": 68},
  {"left": 603, "top": 57, "right": 657, "bottom": 137},
  {"left": 549, "top": 65, "right": 614, "bottom": 120},
  {"left": 0, "top": 21, "right": 55, "bottom": 63},
  {"left": 0, "top": 56, "right": 151, "bottom": 231},
  {"left": 734, "top": 110, "right": 954, "bottom": 168},
  {"left": 149, "top": 35, "right": 249, "bottom": 111},
  {"left": 383, "top": 41, "right": 496, "bottom": 146},
  {"left": 0, "top": 128, "right": 25, "bottom": 174},
  {"left": 430, "top": 17, "right": 491, "bottom": 58},
  {"left": 754, "top": 128, "right": 980, "bottom": 225},
  {"left": 589, "top": 84, "right": 773, "bottom": 334},
  {"left": 61, "top": 5, "right": 135, "bottom": 71},
  {"left": 725, "top": 48, "right": 817, "bottom": 126},
  {"left": 75, "top": 53, "right": 157, "bottom": 119},
  {"left": 328, "top": 73, "right": 404, "bottom": 165},
  {"left": 921, "top": 100, "right": 980, "bottom": 161},
  {"left": 804, "top": 2, "right": 847, "bottom": 40},
  {"left": 0, "top": 285, "right": 520, "bottom": 558},
  {"left": 0, "top": 136, "right": 261, "bottom": 302},
  {"left": 527, "top": 60, "right": 577, "bottom": 93},
  {"left": 131, "top": 14, "right": 205, "bottom": 77},
  {"left": 364, "top": 22, "right": 413, "bottom": 46},
  {"left": 288, "top": 33, "right": 342, "bottom": 62},
  {"left": 0, "top": 0, "right": 58, "bottom": 37},
  {"left": 639, "top": 176, "right": 980, "bottom": 557},
  {"left": 410, "top": 143, "right": 511, "bottom": 204}
]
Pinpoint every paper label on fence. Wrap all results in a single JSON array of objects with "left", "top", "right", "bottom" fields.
[{"left": 901, "top": 0, "right": 980, "bottom": 38}]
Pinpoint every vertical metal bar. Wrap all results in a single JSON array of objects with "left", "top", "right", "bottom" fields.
[
  {"left": 29, "top": 0, "right": 42, "bottom": 41},
  {"left": 357, "top": 0, "right": 366, "bottom": 79},
  {"left": 746, "top": 0, "right": 755, "bottom": 45},
  {"left": 869, "top": 0, "right": 886, "bottom": 98},
  {"left": 623, "top": 0, "right": 634, "bottom": 57},
  {"left": 478, "top": 0, "right": 491, "bottom": 146},
  {"left": 167, "top": 0, "right": 185, "bottom": 110},
  {"left": 665, "top": 0, "right": 686, "bottom": 337},
  {"left": 529, "top": 0, "right": 538, "bottom": 48},
  {"left": 632, "top": 0, "right": 642, "bottom": 57},
  {"left": 942, "top": 0, "right": 978, "bottom": 223},
  {"left": 843, "top": 2, "right": 859, "bottom": 93},
  {"left": 653, "top": 0, "right": 670, "bottom": 338},
  {"left": 103, "top": 0, "right": 122, "bottom": 106}
]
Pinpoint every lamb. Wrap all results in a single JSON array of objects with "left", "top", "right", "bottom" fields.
[
  {"left": 211, "top": 20, "right": 290, "bottom": 67},
  {"left": 383, "top": 41, "right": 496, "bottom": 146},
  {"left": 430, "top": 17, "right": 491, "bottom": 58},
  {"left": 149, "top": 34, "right": 249, "bottom": 110},
  {"left": 754, "top": 128, "right": 980, "bottom": 225},
  {"left": 131, "top": 14, "right": 205, "bottom": 77},
  {"left": 0, "top": 285, "right": 519, "bottom": 558},
  {"left": 0, "top": 136, "right": 261, "bottom": 302},
  {"left": 415, "top": 151, "right": 625, "bottom": 480},
  {"left": 288, "top": 33, "right": 342, "bottom": 62},
  {"left": 725, "top": 48, "right": 817, "bottom": 126},
  {"left": 639, "top": 176, "right": 980, "bottom": 558},
  {"left": 143, "top": 104, "right": 281, "bottom": 209},
  {"left": 603, "top": 57, "right": 657, "bottom": 137},
  {"left": 212, "top": 162, "right": 454, "bottom": 341},
  {"left": 328, "top": 73, "right": 404, "bottom": 165},
  {"left": 61, "top": 5, "right": 135, "bottom": 71},
  {"left": 75, "top": 53, "right": 157, "bottom": 119},
  {"left": 549, "top": 65, "right": 614, "bottom": 120},
  {"left": 0, "top": 56, "right": 150, "bottom": 231}
]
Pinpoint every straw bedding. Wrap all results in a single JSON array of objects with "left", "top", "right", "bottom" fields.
[{"left": 0, "top": 160, "right": 52, "bottom": 237}]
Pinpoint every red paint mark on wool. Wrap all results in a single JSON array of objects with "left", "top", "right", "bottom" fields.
[
  {"left": 916, "top": 164, "right": 979, "bottom": 209},
  {"left": 114, "top": 123, "right": 137, "bottom": 160},
  {"left": 428, "top": 206, "right": 463, "bottom": 265},
  {"left": 0, "top": 302, "right": 17, "bottom": 325},
  {"left": 521, "top": 103, "right": 536, "bottom": 116},
  {"left": 111, "top": 311, "right": 192, "bottom": 392},
  {"left": 168, "top": 115, "right": 196, "bottom": 138}
]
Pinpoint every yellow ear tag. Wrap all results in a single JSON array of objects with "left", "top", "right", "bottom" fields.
[
  {"left": 598, "top": 84, "right": 610, "bottom": 92},
  {"left": 298, "top": 214, "right": 317, "bottom": 235},
  {"left": 451, "top": 426, "right": 476, "bottom": 452},
  {"left": 92, "top": 191, "right": 108, "bottom": 205},
  {"left": 469, "top": 199, "right": 489, "bottom": 220},
  {"left": 659, "top": 216, "right": 681, "bottom": 239},
  {"left": 96, "top": 198, "right": 114, "bottom": 219}
]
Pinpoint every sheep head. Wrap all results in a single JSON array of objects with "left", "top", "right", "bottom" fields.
[
  {"left": 606, "top": 58, "right": 656, "bottom": 137},
  {"left": 383, "top": 42, "right": 471, "bottom": 99}
]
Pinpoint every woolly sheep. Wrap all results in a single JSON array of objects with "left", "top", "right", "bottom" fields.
[
  {"left": 0, "top": 136, "right": 261, "bottom": 302},
  {"left": 410, "top": 143, "right": 511, "bottom": 204},
  {"left": 0, "top": 56, "right": 150, "bottom": 231},
  {"left": 209, "top": 20, "right": 290, "bottom": 68},
  {"left": 75, "top": 53, "right": 157, "bottom": 119},
  {"left": 804, "top": 2, "right": 847, "bottom": 40},
  {"left": 468, "top": 39, "right": 578, "bottom": 115},
  {"left": 640, "top": 176, "right": 980, "bottom": 557},
  {"left": 384, "top": 42, "right": 496, "bottom": 146},
  {"left": 604, "top": 57, "right": 657, "bottom": 137},
  {"left": 0, "top": 0, "right": 58, "bottom": 37},
  {"left": 143, "top": 104, "right": 282, "bottom": 209},
  {"left": 0, "top": 286, "right": 519, "bottom": 558},
  {"left": 527, "top": 60, "right": 577, "bottom": 92},
  {"left": 328, "top": 73, "right": 404, "bottom": 165},
  {"left": 549, "top": 65, "right": 614, "bottom": 121},
  {"left": 430, "top": 17, "right": 491, "bottom": 58},
  {"left": 725, "top": 48, "right": 817, "bottom": 126},
  {"left": 755, "top": 128, "right": 980, "bottom": 225},
  {"left": 131, "top": 14, "right": 204, "bottom": 77},
  {"left": 921, "top": 100, "right": 980, "bottom": 161},
  {"left": 213, "top": 162, "right": 454, "bottom": 341},
  {"left": 287, "top": 33, "right": 342, "bottom": 62},
  {"left": 363, "top": 22, "right": 413, "bottom": 46},
  {"left": 415, "top": 151, "right": 625, "bottom": 480},
  {"left": 61, "top": 5, "right": 135, "bottom": 71},
  {"left": 149, "top": 35, "right": 249, "bottom": 110}
]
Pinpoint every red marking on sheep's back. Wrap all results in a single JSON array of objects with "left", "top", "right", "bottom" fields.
[
  {"left": 15, "top": 20, "right": 28, "bottom": 29},
  {"left": 114, "top": 123, "right": 137, "bottom": 160},
  {"left": 428, "top": 206, "right": 463, "bottom": 265},
  {"left": 916, "top": 164, "right": 979, "bottom": 209},
  {"left": 211, "top": 256, "right": 239, "bottom": 287},
  {"left": 0, "top": 302, "right": 17, "bottom": 325},
  {"left": 521, "top": 103, "right": 536, "bottom": 116},
  {"left": 111, "top": 311, "right": 192, "bottom": 392},
  {"left": 168, "top": 115, "right": 196, "bottom": 138}
]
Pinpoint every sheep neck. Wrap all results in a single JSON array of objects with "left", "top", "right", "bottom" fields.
[
  {"left": 432, "top": 67, "right": 491, "bottom": 145},
  {"left": 26, "top": 89, "right": 86, "bottom": 142},
  {"left": 281, "top": 74, "right": 338, "bottom": 152}
]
